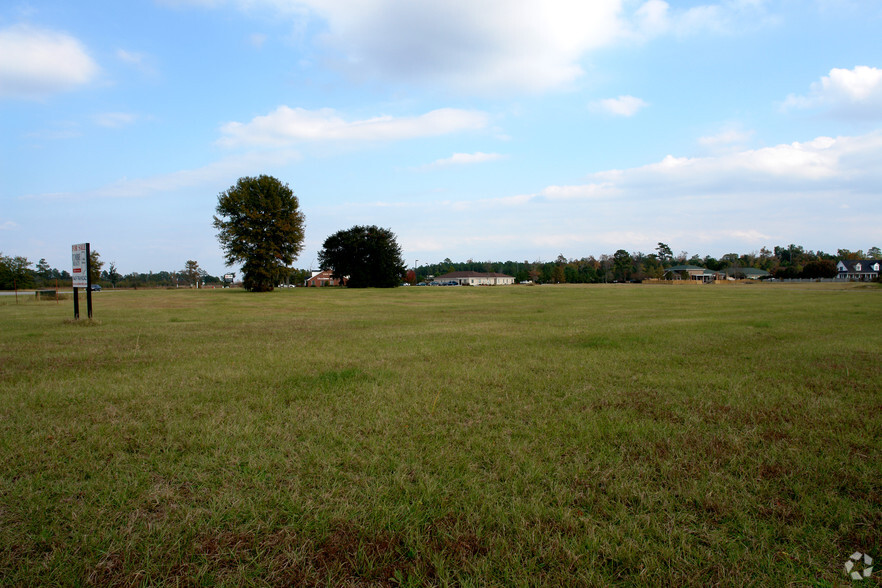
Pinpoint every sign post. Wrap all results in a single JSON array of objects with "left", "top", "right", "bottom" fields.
[{"left": 71, "top": 243, "right": 93, "bottom": 319}]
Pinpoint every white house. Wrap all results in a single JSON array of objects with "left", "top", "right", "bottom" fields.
[
  {"left": 836, "top": 260, "right": 881, "bottom": 281},
  {"left": 434, "top": 271, "right": 515, "bottom": 286}
]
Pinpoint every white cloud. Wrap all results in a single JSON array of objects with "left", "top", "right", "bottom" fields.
[
  {"left": 630, "top": 0, "right": 774, "bottom": 40},
  {"left": 422, "top": 152, "right": 505, "bottom": 169},
  {"left": 218, "top": 106, "right": 489, "bottom": 147},
  {"left": 590, "top": 95, "right": 648, "bottom": 116},
  {"left": 0, "top": 25, "right": 100, "bottom": 99},
  {"left": 698, "top": 126, "right": 755, "bottom": 150},
  {"left": 24, "top": 150, "right": 302, "bottom": 200},
  {"left": 598, "top": 134, "right": 854, "bottom": 185},
  {"left": 0, "top": 220, "right": 19, "bottom": 231},
  {"left": 93, "top": 112, "right": 139, "bottom": 128},
  {"left": 161, "top": 0, "right": 778, "bottom": 94},
  {"left": 783, "top": 66, "right": 882, "bottom": 118},
  {"left": 308, "top": 0, "right": 621, "bottom": 93},
  {"left": 117, "top": 49, "right": 158, "bottom": 76},
  {"left": 341, "top": 130, "right": 882, "bottom": 262},
  {"left": 117, "top": 49, "right": 144, "bottom": 65}
]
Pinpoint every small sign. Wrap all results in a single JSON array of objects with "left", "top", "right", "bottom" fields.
[{"left": 72, "top": 243, "right": 89, "bottom": 287}]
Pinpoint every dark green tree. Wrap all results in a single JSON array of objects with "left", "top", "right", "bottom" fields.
[
  {"left": 801, "top": 259, "right": 837, "bottom": 279},
  {"left": 0, "top": 253, "right": 34, "bottom": 289},
  {"left": 106, "top": 261, "right": 120, "bottom": 287},
  {"left": 213, "top": 175, "right": 306, "bottom": 292},
  {"left": 656, "top": 242, "right": 673, "bottom": 264},
  {"left": 613, "top": 249, "right": 633, "bottom": 281},
  {"left": 35, "top": 258, "right": 52, "bottom": 285},
  {"left": 318, "top": 225, "right": 405, "bottom": 288},
  {"left": 89, "top": 250, "right": 103, "bottom": 285}
]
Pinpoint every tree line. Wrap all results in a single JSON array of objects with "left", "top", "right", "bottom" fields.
[
  {"left": 0, "top": 251, "right": 225, "bottom": 290},
  {"left": 4, "top": 241, "right": 880, "bottom": 291},
  {"left": 414, "top": 243, "right": 882, "bottom": 284}
]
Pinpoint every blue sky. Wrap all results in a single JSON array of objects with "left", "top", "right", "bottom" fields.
[{"left": 2, "top": 0, "right": 881, "bottom": 277}]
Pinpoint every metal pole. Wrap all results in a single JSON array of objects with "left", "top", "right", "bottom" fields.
[{"left": 85, "top": 243, "right": 93, "bottom": 319}]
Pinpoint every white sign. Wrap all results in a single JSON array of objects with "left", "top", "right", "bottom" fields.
[{"left": 71, "top": 243, "right": 89, "bottom": 287}]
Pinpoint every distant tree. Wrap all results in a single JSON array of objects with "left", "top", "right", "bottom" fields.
[
  {"left": 35, "top": 258, "right": 52, "bottom": 284},
  {"left": 613, "top": 249, "right": 632, "bottom": 281},
  {"left": 801, "top": 259, "right": 838, "bottom": 279},
  {"left": 867, "top": 246, "right": 881, "bottom": 259},
  {"left": 183, "top": 260, "right": 201, "bottom": 287},
  {"left": 107, "top": 261, "right": 120, "bottom": 287},
  {"left": 656, "top": 242, "right": 673, "bottom": 264},
  {"left": 213, "top": 175, "right": 306, "bottom": 292},
  {"left": 0, "top": 254, "right": 34, "bottom": 289},
  {"left": 703, "top": 256, "right": 723, "bottom": 271},
  {"left": 837, "top": 248, "right": 863, "bottom": 260},
  {"left": 318, "top": 225, "right": 405, "bottom": 288},
  {"left": 89, "top": 250, "right": 103, "bottom": 284}
]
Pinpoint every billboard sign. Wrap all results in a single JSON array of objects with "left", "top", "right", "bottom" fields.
[{"left": 72, "top": 243, "right": 89, "bottom": 288}]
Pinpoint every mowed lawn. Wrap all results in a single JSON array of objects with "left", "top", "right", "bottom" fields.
[{"left": 1, "top": 283, "right": 879, "bottom": 586}]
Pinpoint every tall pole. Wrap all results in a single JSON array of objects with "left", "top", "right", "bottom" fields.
[{"left": 85, "top": 243, "right": 93, "bottom": 319}]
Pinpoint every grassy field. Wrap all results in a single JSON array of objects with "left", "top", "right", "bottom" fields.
[{"left": 1, "top": 283, "right": 879, "bottom": 586}]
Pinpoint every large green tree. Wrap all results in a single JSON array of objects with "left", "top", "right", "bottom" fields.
[
  {"left": 612, "top": 249, "right": 633, "bottom": 281},
  {"left": 213, "top": 175, "right": 306, "bottom": 292},
  {"left": 0, "top": 253, "right": 34, "bottom": 289},
  {"left": 318, "top": 225, "right": 405, "bottom": 288}
]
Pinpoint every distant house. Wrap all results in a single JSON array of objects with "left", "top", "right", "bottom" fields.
[
  {"left": 434, "top": 271, "right": 515, "bottom": 286},
  {"left": 836, "top": 259, "right": 881, "bottom": 281},
  {"left": 305, "top": 270, "right": 347, "bottom": 287},
  {"left": 721, "top": 267, "right": 770, "bottom": 280},
  {"left": 664, "top": 265, "right": 715, "bottom": 282}
]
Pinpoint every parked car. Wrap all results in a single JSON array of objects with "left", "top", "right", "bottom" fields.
[{"left": 90, "top": 284, "right": 102, "bottom": 291}]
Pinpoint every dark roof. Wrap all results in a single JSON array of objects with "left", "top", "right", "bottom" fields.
[
  {"left": 665, "top": 265, "right": 705, "bottom": 272},
  {"left": 435, "top": 271, "right": 514, "bottom": 279}
]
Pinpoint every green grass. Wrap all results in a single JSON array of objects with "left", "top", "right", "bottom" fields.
[{"left": 1, "top": 283, "right": 880, "bottom": 586}]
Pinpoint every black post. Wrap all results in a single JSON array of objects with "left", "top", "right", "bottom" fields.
[
  {"left": 85, "top": 243, "right": 93, "bottom": 319},
  {"left": 73, "top": 287, "right": 79, "bottom": 319}
]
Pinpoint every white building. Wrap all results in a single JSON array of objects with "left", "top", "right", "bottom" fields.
[
  {"left": 836, "top": 260, "right": 881, "bottom": 281},
  {"left": 434, "top": 271, "right": 515, "bottom": 286}
]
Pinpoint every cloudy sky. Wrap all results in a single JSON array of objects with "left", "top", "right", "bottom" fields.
[{"left": 2, "top": 0, "right": 881, "bottom": 276}]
